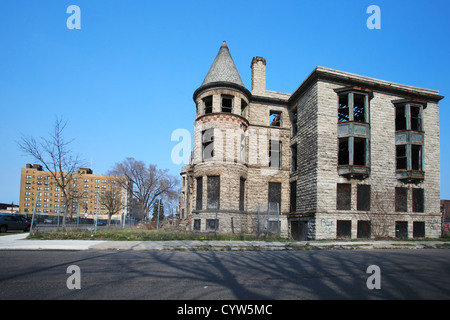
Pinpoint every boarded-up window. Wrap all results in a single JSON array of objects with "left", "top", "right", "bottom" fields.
[
  {"left": 268, "top": 182, "right": 281, "bottom": 212},
  {"left": 269, "top": 140, "right": 281, "bottom": 168},
  {"left": 357, "top": 185, "right": 371, "bottom": 211},
  {"left": 206, "top": 219, "right": 219, "bottom": 231},
  {"left": 395, "top": 187, "right": 407, "bottom": 212},
  {"left": 337, "top": 220, "right": 352, "bottom": 239},
  {"left": 207, "top": 176, "right": 220, "bottom": 209},
  {"left": 196, "top": 177, "right": 203, "bottom": 210},
  {"left": 239, "top": 178, "right": 245, "bottom": 211},
  {"left": 193, "top": 219, "right": 201, "bottom": 230},
  {"left": 290, "top": 181, "right": 297, "bottom": 213},
  {"left": 413, "top": 221, "right": 425, "bottom": 238},
  {"left": 395, "top": 221, "right": 408, "bottom": 238},
  {"left": 337, "top": 183, "right": 351, "bottom": 210},
  {"left": 413, "top": 188, "right": 424, "bottom": 213},
  {"left": 357, "top": 220, "right": 371, "bottom": 239},
  {"left": 202, "top": 129, "right": 214, "bottom": 160}
]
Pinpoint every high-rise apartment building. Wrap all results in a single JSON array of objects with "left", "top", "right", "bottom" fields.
[{"left": 19, "top": 163, "right": 130, "bottom": 222}]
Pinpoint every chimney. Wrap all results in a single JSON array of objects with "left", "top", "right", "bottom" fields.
[{"left": 251, "top": 57, "right": 266, "bottom": 94}]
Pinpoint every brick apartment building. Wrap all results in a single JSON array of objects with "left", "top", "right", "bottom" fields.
[
  {"left": 19, "top": 163, "right": 130, "bottom": 223},
  {"left": 180, "top": 41, "right": 443, "bottom": 240}
]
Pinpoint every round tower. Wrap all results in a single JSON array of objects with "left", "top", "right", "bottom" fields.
[{"left": 191, "top": 41, "right": 251, "bottom": 232}]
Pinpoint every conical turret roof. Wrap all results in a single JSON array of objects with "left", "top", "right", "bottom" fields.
[{"left": 200, "top": 41, "right": 245, "bottom": 88}]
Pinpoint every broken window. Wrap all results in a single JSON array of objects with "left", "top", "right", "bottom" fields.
[
  {"left": 203, "top": 96, "right": 213, "bottom": 114},
  {"left": 292, "top": 110, "right": 298, "bottom": 135},
  {"left": 353, "top": 93, "right": 367, "bottom": 122},
  {"left": 270, "top": 111, "right": 281, "bottom": 127},
  {"left": 269, "top": 140, "right": 281, "bottom": 168},
  {"left": 410, "top": 105, "right": 422, "bottom": 131},
  {"left": 290, "top": 181, "right": 297, "bottom": 213},
  {"left": 354, "top": 138, "right": 366, "bottom": 166},
  {"left": 196, "top": 177, "right": 203, "bottom": 210},
  {"left": 207, "top": 176, "right": 220, "bottom": 209},
  {"left": 357, "top": 185, "right": 371, "bottom": 211},
  {"left": 268, "top": 182, "right": 281, "bottom": 212},
  {"left": 202, "top": 129, "right": 214, "bottom": 160},
  {"left": 239, "top": 178, "right": 245, "bottom": 211},
  {"left": 221, "top": 95, "right": 233, "bottom": 113},
  {"left": 395, "top": 187, "right": 408, "bottom": 212},
  {"left": 291, "top": 144, "right": 297, "bottom": 172},
  {"left": 412, "top": 188, "right": 424, "bottom": 213},
  {"left": 396, "top": 145, "right": 407, "bottom": 170},
  {"left": 337, "top": 183, "right": 351, "bottom": 210},
  {"left": 339, "top": 137, "right": 367, "bottom": 166},
  {"left": 338, "top": 92, "right": 368, "bottom": 123},
  {"left": 395, "top": 105, "right": 407, "bottom": 131},
  {"left": 411, "top": 145, "right": 422, "bottom": 171},
  {"left": 338, "top": 94, "right": 349, "bottom": 122},
  {"left": 395, "top": 103, "right": 423, "bottom": 132}
]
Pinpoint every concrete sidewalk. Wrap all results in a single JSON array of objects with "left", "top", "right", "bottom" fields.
[{"left": 1, "top": 233, "right": 450, "bottom": 251}]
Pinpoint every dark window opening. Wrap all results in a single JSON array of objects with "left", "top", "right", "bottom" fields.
[
  {"left": 338, "top": 94, "right": 349, "bottom": 122},
  {"left": 206, "top": 219, "right": 219, "bottom": 231},
  {"left": 337, "top": 183, "right": 351, "bottom": 210},
  {"left": 353, "top": 93, "right": 366, "bottom": 122},
  {"left": 207, "top": 176, "right": 220, "bottom": 210},
  {"left": 196, "top": 177, "right": 203, "bottom": 210},
  {"left": 270, "top": 111, "right": 281, "bottom": 127},
  {"left": 410, "top": 105, "right": 422, "bottom": 131},
  {"left": 268, "top": 182, "right": 282, "bottom": 212},
  {"left": 269, "top": 140, "right": 281, "bottom": 168},
  {"left": 338, "top": 138, "right": 349, "bottom": 165},
  {"left": 357, "top": 185, "right": 371, "bottom": 211},
  {"left": 354, "top": 138, "right": 366, "bottom": 166},
  {"left": 202, "top": 129, "right": 214, "bottom": 160},
  {"left": 395, "top": 221, "right": 408, "bottom": 239},
  {"left": 411, "top": 145, "right": 422, "bottom": 171},
  {"left": 412, "top": 188, "right": 424, "bottom": 213},
  {"left": 413, "top": 221, "right": 425, "bottom": 238},
  {"left": 203, "top": 96, "right": 213, "bottom": 114},
  {"left": 290, "top": 181, "right": 297, "bottom": 213},
  {"left": 221, "top": 96, "right": 233, "bottom": 113},
  {"left": 291, "top": 144, "right": 297, "bottom": 172},
  {"left": 193, "top": 219, "right": 201, "bottom": 230},
  {"left": 395, "top": 187, "right": 408, "bottom": 212},
  {"left": 239, "top": 178, "right": 245, "bottom": 211},
  {"left": 357, "top": 220, "right": 371, "bottom": 239},
  {"left": 337, "top": 220, "right": 352, "bottom": 239},
  {"left": 395, "top": 105, "right": 407, "bottom": 131},
  {"left": 396, "top": 145, "right": 407, "bottom": 170}
]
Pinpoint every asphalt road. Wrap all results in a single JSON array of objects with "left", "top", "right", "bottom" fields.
[{"left": 1, "top": 249, "right": 450, "bottom": 300}]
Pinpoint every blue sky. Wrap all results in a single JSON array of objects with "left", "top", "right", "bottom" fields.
[{"left": 0, "top": 0, "right": 449, "bottom": 204}]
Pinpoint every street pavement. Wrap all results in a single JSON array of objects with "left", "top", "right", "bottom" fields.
[{"left": 1, "top": 232, "right": 449, "bottom": 251}]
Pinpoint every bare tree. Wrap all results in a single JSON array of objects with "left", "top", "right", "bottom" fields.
[
  {"left": 18, "top": 117, "right": 85, "bottom": 227},
  {"left": 108, "top": 158, "right": 179, "bottom": 222},
  {"left": 101, "top": 186, "right": 124, "bottom": 227}
]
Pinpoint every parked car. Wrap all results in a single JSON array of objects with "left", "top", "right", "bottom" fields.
[{"left": 0, "top": 214, "right": 31, "bottom": 233}]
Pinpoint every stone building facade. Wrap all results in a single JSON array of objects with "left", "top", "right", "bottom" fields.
[{"left": 180, "top": 41, "right": 443, "bottom": 240}]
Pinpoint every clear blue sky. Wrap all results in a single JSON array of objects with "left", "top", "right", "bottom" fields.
[{"left": 0, "top": 0, "right": 449, "bottom": 204}]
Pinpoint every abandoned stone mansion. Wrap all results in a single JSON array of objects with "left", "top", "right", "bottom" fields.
[{"left": 179, "top": 41, "right": 443, "bottom": 240}]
